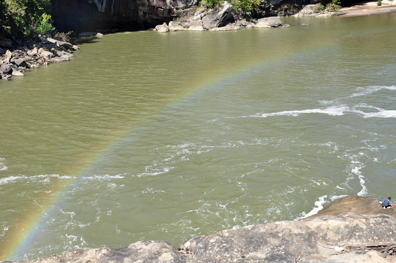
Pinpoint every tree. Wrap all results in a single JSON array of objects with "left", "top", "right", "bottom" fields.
[{"left": 1, "top": 0, "right": 54, "bottom": 37}]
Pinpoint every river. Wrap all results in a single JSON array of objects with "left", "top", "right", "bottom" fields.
[{"left": 1, "top": 14, "right": 396, "bottom": 260}]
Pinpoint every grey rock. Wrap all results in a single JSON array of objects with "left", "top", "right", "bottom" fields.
[
  {"left": 47, "top": 38, "right": 74, "bottom": 49},
  {"left": 13, "top": 58, "right": 29, "bottom": 68},
  {"left": 181, "top": 213, "right": 396, "bottom": 262},
  {"left": 294, "top": 4, "right": 316, "bottom": 17},
  {"left": 0, "top": 38, "right": 13, "bottom": 48},
  {"left": 39, "top": 49, "right": 54, "bottom": 59},
  {"left": 96, "top": 32, "right": 104, "bottom": 37},
  {"left": 11, "top": 70, "right": 24, "bottom": 76},
  {"left": 210, "top": 23, "right": 241, "bottom": 31},
  {"left": 0, "top": 64, "right": 12, "bottom": 74},
  {"left": 282, "top": 24, "right": 291, "bottom": 28},
  {"left": 27, "top": 47, "right": 38, "bottom": 56},
  {"left": 254, "top": 17, "right": 283, "bottom": 28},
  {"left": 202, "top": 3, "right": 233, "bottom": 30},
  {"left": 155, "top": 22, "right": 170, "bottom": 33},
  {"left": 188, "top": 20, "right": 204, "bottom": 31},
  {"left": 169, "top": 21, "right": 187, "bottom": 31},
  {"left": 309, "top": 195, "right": 396, "bottom": 219}
]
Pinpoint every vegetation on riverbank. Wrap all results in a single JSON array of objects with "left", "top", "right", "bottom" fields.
[{"left": 0, "top": 0, "right": 55, "bottom": 37}]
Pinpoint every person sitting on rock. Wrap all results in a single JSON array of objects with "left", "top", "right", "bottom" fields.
[{"left": 382, "top": 197, "right": 392, "bottom": 208}]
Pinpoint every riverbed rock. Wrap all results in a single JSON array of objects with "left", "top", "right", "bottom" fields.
[
  {"left": 254, "top": 17, "right": 283, "bottom": 28},
  {"left": 202, "top": 3, "right": 233, "bottom": 30}
]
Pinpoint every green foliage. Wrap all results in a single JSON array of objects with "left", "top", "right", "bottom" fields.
[
  {"left": 35, "top": 13, "right": 55, "bottom": 35},
  {"left": 201, "top": 0, "right": 221, "bottom": 8},
  {"left": 0, "top": 0, "right": 54, "bottom": 37},
  {"left": 315, "top": 3, "right": 325, "bottom": 12},
  {"left": 326, "top": 2, "right": 341, "bottom": 11},
  {"left": 231, "top": 0, "right": 260, "bottom": 12},
  {"left": 377, "top": 0, "right": 382, "bottom": 6}
]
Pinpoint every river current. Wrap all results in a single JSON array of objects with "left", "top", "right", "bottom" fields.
[{"left": 1, "top": 14, "right": 396, "bottom": 260}]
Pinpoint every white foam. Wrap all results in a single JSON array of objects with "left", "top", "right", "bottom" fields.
[
  {"left": 351, "top": 85, "right": 396, "bottom": 98},
  {"left": 136, "top": 166, "right": 173, "bottom": 177},
  {"left": 297, "top": 195, "right": 328, "bottom": 220},
  {"left": 352, "top": 164, "right": 368, "bottom": 196},
  {"left": 253, "top": 106, "right": 349, "bottom": 118},
  {"left": 82, "top": 174, "right": 124, "bottom": 180},
  {"left": 0, "top": 158, "right": 7, "bottom": 171}
]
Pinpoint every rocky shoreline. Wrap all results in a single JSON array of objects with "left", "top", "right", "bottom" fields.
[
  {"left": 0, "top": 36, "right": 79, "bottom": 81},
  {"left": 154, "top": 3, "right": 290, "bottom": 33},
  {"left": 2, "top": 196, "right": 396, "bottom": 263}
]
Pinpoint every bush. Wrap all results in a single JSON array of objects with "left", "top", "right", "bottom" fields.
[
  {"left": 231, "top": 0, "right": 260, "bottom": 12},
  {"left": 315, "top": 3, "right": 325, "bottom": 12},
  {"left": 0, "top": 0, "right": 54, "bottom": 37},
  {"left": 34, "top": 13, "right": 55, "bottom": 35},
  {"left": 378, "top": 0, "right": 382, "bottom": 5},
  {"left": 201, "top": 0, "right": 221, "bottom": 8},
  {"left": 326, "top": 2, "right": 341, "bottom": 11}
]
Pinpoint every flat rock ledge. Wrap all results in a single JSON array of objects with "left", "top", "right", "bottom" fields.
[
  {"left": 3, "top": 196, "right": 396, "bottom": 263},
  {"left": 0, "top": 36, "right": 79, "bottom": 81}
]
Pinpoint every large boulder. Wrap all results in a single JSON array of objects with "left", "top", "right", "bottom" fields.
[
  {"left": 155, "top": 22, "right": 170, "bottom": 33},
  {"left": 46, "top": 38, "right": 74, "bottom": 50},
  {"left": 0, "top": 64, "right": 12, "bottom": 75},
  {"left": 169, "top": 21, "right": 187, "bottom": 31},
  {"left": 309, "top": 195, "right": 396, "bottom": 219},
  {"left": 202, "top": 3, "right": 233, "bottom": 30},
  {"left": 181, "top": 213, "right": 396, "bottom": 262},
  {"left": 188, "top": 20, "right": 204, "bottom": 31},
  {"left": 254, "top": 17, "right": 283, "bottom": 28}
]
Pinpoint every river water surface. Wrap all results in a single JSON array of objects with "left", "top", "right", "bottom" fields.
[{"left": 1, "top": 14, "right": 396, "bottom": 260}]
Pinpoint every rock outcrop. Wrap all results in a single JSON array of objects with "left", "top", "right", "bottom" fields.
[
  {"left": 154, "top": 7, "right": 286, "bottom": 32},
  {"left": 0, "top": 36, "right": 79, "bottom": 81},
  {"left": 3, "top": 196, "right": 396, "bottom": 263}
]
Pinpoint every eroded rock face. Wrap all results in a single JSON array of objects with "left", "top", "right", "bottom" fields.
[{"left": 51, "top": 0, "right": 198, "bottom": 32}]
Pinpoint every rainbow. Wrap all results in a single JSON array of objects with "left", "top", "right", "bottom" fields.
[{"left": 1, "top": 40, "right": 323, "bottom": 261}]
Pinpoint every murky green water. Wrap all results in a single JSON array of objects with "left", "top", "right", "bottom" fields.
[{"left": 1, "top": 14, "right": 396, "bottom": 260}]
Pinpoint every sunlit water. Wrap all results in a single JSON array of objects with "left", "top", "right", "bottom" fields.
[{"left": 1, "top": 14, "right": 396, "bottom": 260}]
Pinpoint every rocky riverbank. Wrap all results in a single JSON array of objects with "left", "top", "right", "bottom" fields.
[
  {"left": 2, "top": 196, "right": 396, "bottom": 263},
  {"left": 154, "top": 3, "right": 290, "bottom": 32},
  {"left": 0, "top": 36, "right": 79, "bottom": 81}
]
